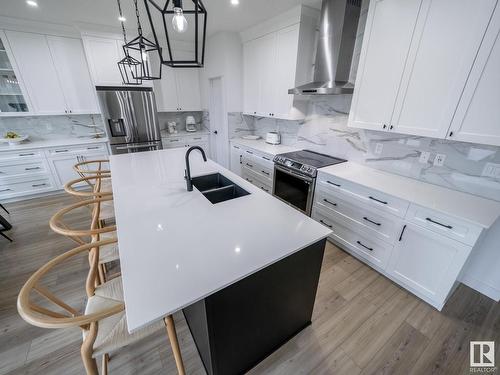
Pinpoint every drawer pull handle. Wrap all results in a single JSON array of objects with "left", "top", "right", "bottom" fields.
[
  {"left": 87, "top": 146, "right": 100, "bottom": 150},
  {"left": 326, "top": 180, "right": 341, "bottom": 187},
  {"left": 246, "top": 178, "right": 253, "bottom": 183},
  {"left": 234, "top": 146, "right": 240, "bottom": 149},
  {"left": 260, "top": 186, "right": 269, "bottom": 192},
  {"left": 246, "top": 150, "right": 253, "bottom": 154},
  {"left": 363, "top": 216, "right": 381, "bottom": 226},
  {"left": 25, "top": 167, "right": 41, "bottom": 171},
  {"left": 170, "top": 139, "right": 179, "bottom": 142},
  {"left": 55, "top": 149, "right": 69, "bottom": 153},
  {"left": 399, "top": 225, "right": 407, "bottom": 241},
  {"left": 32, "top": 183, "right": 47, "bottom": 187},
  {"left": 323, "top": 198, "right": 337, "bottom": 207},
  {"left": 262, "top": 156, "right": 271, "bottom": 161},
  {"left": 357, "top": 240, "right": 373, "bottom": 251},
  {"left": 369, "top": 196, "right": 388, "bottom": 205},
  {"left": 246, "top": 163, "right": 253, "bottom": 168},
  {"left": 19, "top": 153, "right": 35, "bottom": 156},
  {"left": 0, "top": 188, "right": 12, "bottom": 192},
  {"left": 319, "top": 220, "right": 332, "bottom": 228},
  {"left": 261, "top": 170, "right": 270, "bottom": 176},
  {"left": 426, "top": 217, "right": 452, "bottom": 229}
]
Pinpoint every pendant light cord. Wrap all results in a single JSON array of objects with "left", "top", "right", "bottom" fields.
[
  {"left": 116, "top": 0, "right": 127, "bottom": 44},
  {"left": 133, "top": 0, "right": 143, "bottom": 37}
]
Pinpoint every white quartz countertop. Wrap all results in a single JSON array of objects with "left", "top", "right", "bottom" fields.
[
  {"left": 110, "top": 148, "right": 331, "bottom": 332},
  {"left": 0, "top": 137, "right": 109, "bottom": 151},
  {"left": 319, "top": 162, "right": 500, "bottom": 228},
  {"left": 231, "top": 138, "right": 301, "bottom": 156}
]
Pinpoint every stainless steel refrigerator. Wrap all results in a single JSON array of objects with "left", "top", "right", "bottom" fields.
[{"left": 96, "top": 86, "right": 162, "bottom": 155}]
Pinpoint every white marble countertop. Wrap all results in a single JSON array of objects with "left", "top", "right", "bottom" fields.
[
  {"left": 110, "top": 148, "right": 331, "bottom": 333},
  {"left": 319, "top": 162, "right": 500, "bottom": 228},
  {"left": 230, "top": 138, "right": 301, "bottom": 156},
  {"left": 0, "top": 137, "right": 109, "bottom": 151},
  {"left": 161, "top": 128, "right": 210, "bottom": 138}
]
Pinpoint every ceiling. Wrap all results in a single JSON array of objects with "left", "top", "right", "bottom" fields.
[{"left": 0, "top": 0, "right": 322, "bottom": 39}]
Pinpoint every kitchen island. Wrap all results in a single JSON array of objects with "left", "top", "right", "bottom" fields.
[{"left": 109, "top": 148, "right": 331, "bottom": 375}]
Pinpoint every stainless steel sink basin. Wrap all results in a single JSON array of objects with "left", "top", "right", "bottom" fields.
[{"left": 191, "top": 173, "right": 250, "bottom": 204}]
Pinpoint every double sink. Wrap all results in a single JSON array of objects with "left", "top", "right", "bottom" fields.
[{"left": 192, "top": 173, "right": 250, "bottom": 204}]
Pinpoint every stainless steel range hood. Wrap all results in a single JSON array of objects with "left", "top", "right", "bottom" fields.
[{"left": 289, "top": 0, "right": 361, "bottom": 95}]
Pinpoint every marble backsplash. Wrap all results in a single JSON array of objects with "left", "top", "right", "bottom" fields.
[
  {"left": 228, "top": 96, "right": 500, "bottom": 202},
  {"left": 0, "top": 114, "right": 106, "bottom": 141}
]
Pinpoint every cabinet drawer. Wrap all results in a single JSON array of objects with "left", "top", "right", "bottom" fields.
[
  {"left": 314, "top": 187, "right": 402, "bottom": 245},
  {"left": 316, "top": 172, "right": 410, "bottom": 218},
  {"left": 241, "top": 155, "right": 274, "bottom": 181},
  {"left": 312, "top": 206, "right": 393, "bottom": 270},
  {"left": 0, "top": 160, "right": 48, "bottom": 178},
  {"left": 47, "top": 143, "right": 107, "bottom": 156},
  {"left": 162, "top": 137, "right": 184, "bottom": 148},
  {"left": 187, "top": 135, "right": 208, "bottom": 143},
  {"left": 0, "top": 149, "right": 44, "bottom": 161},
  {"left": 0, "top": 177, "right": 54, "bottom": 198},
  {"left": 405, "top": 204, "right": 482, "bottom": 246}
]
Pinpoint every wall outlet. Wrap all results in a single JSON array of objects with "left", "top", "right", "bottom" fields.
[
  {"left": 433, "top": 153, "right": 446, "bottom": 167},
  {"left": 482, "top": 163, "right": 500, "bottom": 178},
  {"left": 419, "top": 151, "right": 430, "bottom": 164},
  {"left": 374, "top": 143, "right": 384, "bottom": 155}
]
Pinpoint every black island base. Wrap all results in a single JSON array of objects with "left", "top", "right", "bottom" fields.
[{"left": 183, "top": 238, "right": 326, "bottom": 375}]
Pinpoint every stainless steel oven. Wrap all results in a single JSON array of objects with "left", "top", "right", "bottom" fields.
[{"left": 273, "top": 165, "right": 315, "bottom": 216}]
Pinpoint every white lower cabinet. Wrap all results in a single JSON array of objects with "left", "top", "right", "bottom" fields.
[
  {"left": 162, "top": 134, "right": 209, "bottom": 151},
  {"left": 230, "top": 144, "right": 244, "bottom": 176},
  {"left": 0, "top": 142, "right": 109, "bottom": 200},
  {"left": 313, "top": 170, "right": 483, "bottom": 310},
  {"left": 387, "top": 222, "right": 472, "bottom": 309}
]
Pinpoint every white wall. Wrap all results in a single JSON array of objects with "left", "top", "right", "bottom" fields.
[{"left": 200, "top": 32, "right": 243, "bottom": 112}]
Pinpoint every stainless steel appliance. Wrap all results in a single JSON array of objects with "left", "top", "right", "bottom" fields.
[
  {"left": 273, "top": 150, "right": 346, "bottom": 215},
  {"left": 97, "top": 86, "right": 162, "bottom": 154},
  {"left": 289, "top": 0, "right": 361, "bottom": 95}
]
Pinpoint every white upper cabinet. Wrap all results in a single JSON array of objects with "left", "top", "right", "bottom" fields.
[
  {"left": 448, "top": 6, "right": 500, "bottom": 146},
  {"left": 349, "top": 0, "right": 422, "bottom": 131},
  {"left": 241, "top": 6, "right": 318, "bottom": 120},
  {"left": 46, "top": 36, "right": 99, "bottom": 114},
  {"left": 82, "top": 36, "right": 124, "bottom": 86},
  {"left": 349, "top": 0, "right": 498, "bottom": 144},
  {"left": 154, "top": 51, "right": 201, "bottom": 112},
  {"left": 391, "top": 0, "right": 497, "bottom": 138},
  {"left": 6, "top": 31, "right": 67, "bottom": 115}
]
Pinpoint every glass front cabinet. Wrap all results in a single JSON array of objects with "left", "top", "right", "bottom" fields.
[{"left": 0, "top": 31, "right": 30, "bottom": 114}]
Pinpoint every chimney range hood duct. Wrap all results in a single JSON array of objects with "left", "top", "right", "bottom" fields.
[{"left": 289, "top": 0, "right": 361, "bottom": 95}]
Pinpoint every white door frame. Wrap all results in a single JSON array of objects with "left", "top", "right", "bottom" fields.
[{"left": 208, "top": 75, "right": 229, "bottom": 167}]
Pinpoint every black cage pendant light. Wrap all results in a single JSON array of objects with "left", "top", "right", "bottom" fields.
[
  {"left": 124, "top": 0, "right": 162, "bottom": 80},
  {"left": 116, "top": 0, "right": 142, "bottom": 85},
  {"left": 143, "top": 0, "right": 207, "bottom": 68}
]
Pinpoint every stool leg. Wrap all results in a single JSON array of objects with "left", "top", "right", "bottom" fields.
[
  {"left": 0, "top": 232, "right": 12, "bottom": 242},
  {"left": 0, "top": 204, "right": 9, "bottom": 214},
  {"left": 164, "top": 315, "right": 186, "bottom": 375}
]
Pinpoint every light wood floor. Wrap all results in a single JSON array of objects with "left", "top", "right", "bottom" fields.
[{"left": 0, "top": 194, "right": 498, "bottom": 375}]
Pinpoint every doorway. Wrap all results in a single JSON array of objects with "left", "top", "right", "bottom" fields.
[{"left": 208, "top": 76, "right": 229, "bottom": 167}]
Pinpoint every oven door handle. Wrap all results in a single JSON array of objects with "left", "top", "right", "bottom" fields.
[{"left": 274, "top": 165, "right": 314, "bottom": 183}]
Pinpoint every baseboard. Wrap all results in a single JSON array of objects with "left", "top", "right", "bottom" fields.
[{"left": 460, "top": 274, "right": 500, "bottom": 302}]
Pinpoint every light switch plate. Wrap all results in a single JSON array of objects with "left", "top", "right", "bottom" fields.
[
  {"left": 482, "top": 163, "right": 500, "bottom": 178},
  {"left": 434, "top": 153, "right": 446, "bottom": 167},
  {"left": 374, "top": 143, "right": 384, "bottom": 155},
  {"left": 419, "top": 151, "right": 430, "bottom": 164}
]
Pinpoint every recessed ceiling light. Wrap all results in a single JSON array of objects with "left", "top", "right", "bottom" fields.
[
  {"left": 26, "top": 0, "right": 38, "bottom": 7},
  {"left": 230, "top": 0, "right": 239, "bottom": 5},
  {"left": 118, "top": 15, "right": 126, "bottom": 22}
]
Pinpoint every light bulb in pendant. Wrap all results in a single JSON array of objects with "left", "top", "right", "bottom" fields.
[
  {"left": 172, "top": 7, "right": 188, "bottom": 33},
  {"left": 142, "top": 51, "right": 148, "bottom": 61}
]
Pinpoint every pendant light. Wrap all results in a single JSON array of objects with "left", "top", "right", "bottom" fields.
[
  {"left": 124, "top": 0, "right": 162, "bottom": 80},
  {"left": 116, "top": 0, "right": 143, "bottom": 85},
  {"left": 143, "top": 0, "right": 207, "bottom": 68}
]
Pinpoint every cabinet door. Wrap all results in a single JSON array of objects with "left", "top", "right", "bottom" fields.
[
  {"left": 273, "top": 24, "right": 300, "bottom": 120},
  {"left": 176, "top": 67, "right": 201, "bottom": 111},
  {"left": 255, "top": 33, "right": 277, "bottom": 117},
  {"left": 391, "top": 0, "right": 497, "bottom": 138},
  {"left": 0, "top": 30, "right": 32, "bottom": 114},
  {"left": 230, "top": 144, "right": 243, "bottom": 176},
  {"left": 50, "top": 153, "right": 107, "bottom": 188},
  {"left": 387, "top": 223, "right": 472, "bottom": 307},
  {"left": 349, "top": 0, "right": 422, "bottom": 131},
  {"left": 47, "top": 36, "right": 99, "bottom": 114},
  {"left": 243, "top": 39, "right": 259, "bottom": 115},
  {"left": 6, "top": 31, "right": 67, "bottom": 115},
  {"left": 153, "top": 55, "right": 179, "bottom": 112},
  {"left": 448, "top": 6, "right": 500, "bottom": 146},
  {"left": 83, "top": 36, "right": 124, "bottom": 86}
]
